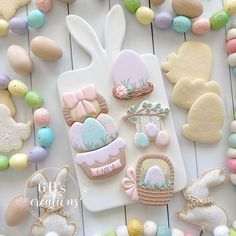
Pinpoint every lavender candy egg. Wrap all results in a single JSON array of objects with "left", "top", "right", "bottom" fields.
[
  {"left": 0, "top": 74, "right": 10, "bottom": 90},
  {"left": 154, "top": 12, "right": 173, "bottom": 29},
  {"left": 29, "top": 146, "right": 48, "bottom": 163},
  {"left": 9, "top": 17, "right": 28, "bottom": 35}
]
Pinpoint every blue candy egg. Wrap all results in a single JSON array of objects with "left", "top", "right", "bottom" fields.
[
  {"left": 158, "top": 225, "right": 171, "bottom": 236},
  {"left": 27, "top": 9, "right": 45, "bottom": 29},
  {"left": 29, "top": 146, "right": 48, "bottom": 163},
  {"left": 9, "top": 17, "right": 28, "bottom": 35},
  {"left": 232, "top": 67, "right": 236, "bottom": 76},
  {"left": 228, "top": 133, "right": 236, "bottom": 148},
  {"left": 172, "top": 16, "right": 192, "bottom": 33},
  {"left": 0, "top": 74, "right": 10, "bottom": 90},
  {"left": 37, "top": 127, "right": 54, "bottom": 148},
  {"left": 135, "top": 132, "right": 149, "bottom": 148},
  {"left": 154, "top": 12, "right": 173, "bottom": 29}
]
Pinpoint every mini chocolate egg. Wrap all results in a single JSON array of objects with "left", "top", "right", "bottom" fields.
[
  {"left": 228, "top": 53, "right": 236, "bottom": 66},
  {"left": 37, "top": 127, "right": 54, "bottom": 148},
  {"left": 9, "top": 154, "right": 28, "bottom": 170},
  {"left": 0, "top": 19, "right": 9, "bottom": 37},
  {"left": 5, "top": 195, "right": 30, "bottom": 226},
  {"left": 124, "top": 0, "right": 141, "bottom": 13},
  {"left": 0, "top": 74, "right": 10, "bottom": 90},
  {"left": 0, "top": 155, "right": 9, "bottom": 171},
  {"left": 145, "top": 123, "right": 159, "bottom": 139},
  {"left": 227, "top": 39, "right": 236, "bottom": 54},
  {"left": 210, "top": 11, "right": 229, "bottom": 30},
  {"left": 33, "top": 108, "right": 51, "bottom": 127},
  {"left": 143, "top": 221, "right": 157, "bottom": 236},
  {"left": 227, "top": 29, "right": 236, "bottom": 41},
  {"left": 151, "top": 0, "right": 165, "bottom": 5},
  {"left": 27, "top": 9, "right": 45, "bottom": 29},
  {"left": 31, "top": 36, "right": 63, "bottom": 61},
  {"left": 136, "top": 7, "right": 155, "bottom": 25},
  {"left": 7, "top": 45, "right": 33, "bottom": 76},
  {"left": 227, "top": 158, "right": 236, "bottom": 173},
  {"left": 8, "top": 80, "right": 28, "bottom": 97},
  {"left": 29, "top": 146, "right": 48, "bottom": 163},
  {"left": 192, "top": 17, "right": 210, "bottom": 35},
  {"left": 228, "top": 148, "right": 236, "bottom": 158},
  {"left": 36, "top": 0, "right": 53, "bottom": 13},
  {"left": 9, "top": 17, "right": 28, "bottom": 35},
  {"left": 128, "top": 219, "right": 143, "bottom": 236},
  {"left": 158, "top": 225, "right": 171, "bottom": 236},
  {"left": 116, "top": 225, "right": 129, "bottom": 236},
  {"left": 25, "top": 91, "right": 44, "bottom": 108},
  {"left": 172, "top": 16, "right": 192, "bottom": 33},
  {"left": 154, "top": 12, "right": 173, "bottom": 29}
]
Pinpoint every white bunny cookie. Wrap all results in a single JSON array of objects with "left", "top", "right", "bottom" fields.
[{"left": 27, "top": 167, "right": 77, "bottom": 236}]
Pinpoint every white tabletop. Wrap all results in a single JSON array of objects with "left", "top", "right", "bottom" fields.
[{"left": 0, "top": 0, "right": 235, "bottom": 235}]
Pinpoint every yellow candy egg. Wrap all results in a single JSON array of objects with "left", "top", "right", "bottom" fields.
[
  {"left": 0, "top": 19, "right": 9, "bottom": 37},
  {"left": 224, "top": 0, "right": 236, "bottom": 15},
  {"left": 136, "top": 7, "right": 155, "bottom": 25},
  {"left": 8, "top": 80, "right": 28, "bottom": 97},
  {"left": 128, "top": 219, "right": 143, "bottom": 236},
  {"left": 9, "top": 154, "right": 28, "bottom": 170}
]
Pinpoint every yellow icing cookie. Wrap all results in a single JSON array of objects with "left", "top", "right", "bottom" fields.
[{"left": 0, "top": 90, "right": 16, "bottom": 117}]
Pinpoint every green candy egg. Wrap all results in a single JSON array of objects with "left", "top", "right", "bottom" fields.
[
  {"left": 228, "top": 133, "right": 236, "bottom": 148},
  {"left": 230, "top": 228, "right": 236, "bottom": 236},
  {"left": 25, "top": 91, "right": 44, "bottom": 108},
  {"left": 124, "top": 0, "right": 141, "bottom": 13},
  {"left": 0, "top": 155, "right": 9, "bottom": 171},
  {"left": 210, "top": 11, "right": 229, "bottom": 30},
  {"left": 104, "top": 231, "right": 116, "bottom": 236}
]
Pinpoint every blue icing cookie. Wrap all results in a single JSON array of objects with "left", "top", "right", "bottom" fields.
[{"left": 135, "top": 132, "right": 149, "bottom": 148}]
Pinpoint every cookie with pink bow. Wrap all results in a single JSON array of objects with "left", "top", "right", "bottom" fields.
[{"left": 62, "top": 84, "right": 108, "bottom": 126}]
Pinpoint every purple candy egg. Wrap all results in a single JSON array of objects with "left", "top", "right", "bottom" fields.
[
  {"left": 0, "top": 74, "right": 10, "bottom": 90},
  {"left": 154, "top": 12, "right": 173, "bottom": 29},
  {"left": 9, "top": 17, "right": 28, "bottom": 35},
  {"left": 29, "top": 146, "right": 48, "bottom": 163}
]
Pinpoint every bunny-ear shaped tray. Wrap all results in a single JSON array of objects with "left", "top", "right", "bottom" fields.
[{"left": 57, "top": 5, "right": 187, "bottom": 212}]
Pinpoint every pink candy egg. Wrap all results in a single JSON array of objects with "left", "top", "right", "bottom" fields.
[
  {"left": 192, "top": 17, "right": 210, "bottom": 35},
  {"left": 227, "top": 39, "right": 236, "bottom": 54},
  {"left": 185, "top": 233, "right": 193, "bottom": 236},
  {"left": 227, "top": 158, "right": 236, "bottom": 173},
  {"left": 35, "top": 0, "right": 53, "bottom": 13},
  {"left": 155, "top": 130, "right": 170, "bottom": 147},
  {"left": 33, "top": 108, "right": 51, "bottom": 127}
]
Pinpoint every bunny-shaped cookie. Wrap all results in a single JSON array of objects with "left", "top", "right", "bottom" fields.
[
  {"left": 57, "top": 5, "right": 187, "bottom": 212},
  {"left": 27, "top": 167, "right": 77, "bottom": 236}
]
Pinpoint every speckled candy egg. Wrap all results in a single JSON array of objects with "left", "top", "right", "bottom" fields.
[
  {"left": 158, "top": 225, "right": 171, "bottom": 236},
  {"left": 227, "top": 39, "right": 236, "bottom": 54},
  {"left": 228, "top": 53, "right": 236, "bottom": 66},
  {"left": 27, "top": 9, "right": 45, "bottom": 29},
  {"left": 210, "top": 11, "right": 229, "bottom": 30},
  {"left": 143, "top": 221, "right": 157, "bottom": 236},
  {"left": 136, "top": 7, "right": 155, "bottom": 25},
  {"left": 172, "top": 228, "right": 184, "bottom": 236},
  {"left": 228, "top": 133, "right": 236, "bottom": 148},
  {"left": 227, "top": 158, "right": 236, "bottom": 173},
  {"left": 8, "top": 80, "right": 28, "bottom": 97},
  {"left": 154, "top": 12, "right": 173, "bottom": 29},
  {"left": 228, "top": 148, "right": 236, "bottom": 158},
  {"left": 124, "top": 0, "right": 141, "bottom": 13},
  {"left": 9, "top": 17, "right": 28, "bottom": 35},
  {"left": 9, "top": 154, "right": 28, "bottom": 170},
  {"left": 29, "top": 146, "right": 48, "bottom": 163},
  {"left": 145, "top": 123, "right": 159, "bottom": 139},
  {"left": 33, "top": 108, "right": 51, "bottom": 127},
  {"left": 37, "top": 127, "right": 54, "bottom": 148},
  {"left": 192, "top": 17, "right": 210, "bottom": 35},
  {"left": 0, "top": 155, "right": 9, "bottom": 171},
  {"left": 227, "top": 29, "right": 236, "bottom": 41},
  {"left": 224, "top": 0, "right": 236, "bottom": 15},
  {"left": 128, "top": 219, "right": 143, "bottom": 236},
  {"left": 36, "top": 0, "right": 53, "bottom": 13},
  {"left": 116, "top": 225, "right": 129, "bottom": 236},
  {"left": 25, "top": 91, "right": 44, "bottom": 108},
  {"left": 0, "top": 19, "right": 9, "bottom": 37},
  {"left": 172, "top": 16, "right": 192, "bottom": 33},
  {"left": 213, "top": 225, "right": 229, "bottom": 236},
  {"left": 0, "top": 74, "right": 10, "bottom": 90}
]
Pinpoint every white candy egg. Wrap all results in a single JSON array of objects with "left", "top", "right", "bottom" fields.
[
  {"left": 231, "top": 120, "right": 236, "bottom": 133},
  {"left": 45, "top": 232, "right": 59, "bottom": 236},
  {"left": 228, "top": 148, "right": 236, "bottom": 158},
  {"left": 172, "top": 228, "right": 184, "bottom": 236},
  {"left": 230, "top": 173, "right": 236, "bottom": 185},
  {"left": 116, "top": 225, "right": 129, "bottom": 236},
  {"left": 143, "top": 221, "right": 157, "bottom": 236},
  {"left": 213, "top": 225, "right": 229, "bottom": 236}
]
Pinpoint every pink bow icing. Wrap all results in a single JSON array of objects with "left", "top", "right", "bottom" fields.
[
  {"left": 122, "top": 167, "right": 139, "bottom": 201},
  {"left": 62, "top": 85, "right": 97, "bottom": 120}
]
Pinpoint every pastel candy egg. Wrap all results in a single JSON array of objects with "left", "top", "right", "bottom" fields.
[
  {"left": 143, "top": 221, "right": 157, "bottom": 236},
  {"left": 136, "top": 7, "right": 155, "bottom": 25},
  {"left": 228, "top": 53, "right": 236, "bottom": 66},
  {"left": 9, "top": 154, "right": 28, "bottom": 170},
  {"left": 157, "top": 225, "right": 171, "bottom": 236},
  {"left": 25, "top": 91, "right": 44, "bottom": 108},
  {"left": 228, "top": 148, "right": 236, "bottom": 158},
  {"left": 145, "top": 123, "right": 159, "bottom": 139},
  {"left": 29, "top": 146, "right": 48, "bottom": 163},
  {"left": 36, "top": 0, "right": 53, "bottom": 13},
  {"left": 231, "top": 120, "right": 236, "bottom": 132},
  {"left": 116, "top": 225, "right": 129, "bottom": 236},
  {"left": 185, "top": 234, "right": 193, "bottom": 236},
  {"left": 172, "top": 16, "right": 192, "bottom": 33},
  {"left": 232, "top": 67, "right": 236, "bottom": 76},
  {"left": 27, "top": 9, "right": 45, "bottom": 29},
  {"left": 105, "top": 231, "right": 116, "bottom": 236},
  {"left": 192, "top": 17, "right": 210, "bottom": 35},
  {"left": 0, "top": 74, "right": 10, "bottom": 90},
  {"left": 37, "top": 127, "right": 54, "bottom": 148},
  {"left": 45, "top": 233, "right": 59, "bottom": 236},
  {"left": 124, "top": 0, "right": 141, "bottom": 13},
  {"left": 229, "top": 228, "right": 236, "bottom": 236},
  {"left": 227, "top": 39, "right": 236, "bottom": 54},
  {"left": 227, "top": 158, "right": 236, "bottom": 173},
  {"left": 227, "top": 29, "right": 236, "bottom": 41},
  {"left": 7, "top": 45, "right": 33, "bottom": 76},
  {"left": 154, "top": 12, "right": 173, "bottom": 29},
  {"left": 33, "top": 108, "right": 51, "bottom": 127},
  {"left": 0, "top": 19, "right": 9, "bottom": 37},
  {"left": 155, "top": 130, "right": 170, "bottom": 147},
  {"left": 213, "top": 225, "right": 229, "bottom": 236},
  {"left": 224, "top": 0, "right": 236, "bottom": 15},
  {"left": 8, "top": 80, "right": 28, "bottom": 97},
  {"left": 135, "top": 132, "right": 149, "bottom": 148},
  {"left": 229, "top": 133, "right": 236, "bottom": 148},
  {"left": 210, "top": 11, "right": 229, "bottom": 30},
  {"left": 0, "top": 155, "right": 9, "bottom": 171},
  {"left": 151, "top": 0, "right": 165, "bottom": 5},
  {"left": 128, "top": 219, "right": 143, "bottom": 236},
  {"left": 9, "top": 17, "right": 28, "bottom": 35},
  {"left": 5, "top": 195, "right": 30, "bottom": 226},
  {"left": 172, "top": 228, "right": 184, "bottom": 236}
]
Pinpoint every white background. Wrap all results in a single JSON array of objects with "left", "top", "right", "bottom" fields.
[{"left": 0, "top": 0, "right": 235, "bottom": 235}]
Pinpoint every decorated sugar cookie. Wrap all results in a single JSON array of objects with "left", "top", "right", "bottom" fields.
[
  {"left": 162, "top": 41, "right": 212, "bottom": 84},
  {"left": 182, "top": 93, "right": 225, "bottom": 144},
  {"left": 62, "top": 84, "right": 108, "bottom": 126},
  {"left": 177, "top": 168, "right": 228, "bottom": 233},
  {"left": 0, "top": 89, "right": 16, "bottom": 117},
  {"left": 70, "top": 114, "right": 126, "bottom": 179},
  {"left": 122, "top": 154, "right": 174, "bottom": 206},
  {"left": 172, "top": 78, "right": 220, "bottom": 110},
  {"left": 0, "top": 104, "right": 31, "bottom": 153},
  {"left": 123, "top": 100, "right": 170, "bottom": 148},
  {"left": 112, "top": 50, "right": 153, "bottom": 100}
]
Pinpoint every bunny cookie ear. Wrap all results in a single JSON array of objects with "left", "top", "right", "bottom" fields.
[
  {"left": 55, "top": 166, "right": 69, "bottom": 187},
  {"left": 105, "top": 5, "right": 126, "bottom": 56},
  {"left": 66, "top": 15, "right": 105, "bottom": 61},
  {"left": 27, "top": 170, "right": 49, "bottom": 191}
]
